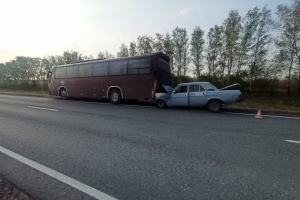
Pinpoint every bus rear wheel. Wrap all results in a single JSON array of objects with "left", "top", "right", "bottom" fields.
[
  {"left": 109, "top": 89, "right": 122, "bottom": 104},
  {"left": 60, "top": 88, "right": 68, "bottom": 100}
]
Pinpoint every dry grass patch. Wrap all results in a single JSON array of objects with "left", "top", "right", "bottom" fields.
[{"left": 228, "top": 93, "right": 300, "bottom": 112}]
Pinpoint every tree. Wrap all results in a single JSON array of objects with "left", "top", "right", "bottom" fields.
[
  {"left": 41, "top": 57, "right": 51, "bottom": 80},
  {"left": 236, "top": 7, "right": 260, "bottom": 83},
  {"left": 137, "top": 35, "right": 154, "bottom": 55},
  {"left": 117, "top": 43, "right": 129, "bottom": 57},
  {"left": 276, "top": 0, "right": 300, "bottom": 94},
  {"left": 223, "top": 10, "right": 242, "bottom": 85},
  {"left": 268, "top": 50, "right": 287, "bottom": 89},
  {"left": 81, "top": 55, "right": 94, "bottom": 60},
  {"left": 0, "top": 63, "right": 7, "bottom": 81},
  {"left": 97, "top": 50, "right": 115, "bottom": 59},
  {"left": 129, "top": 41, "right": 138, "bottom": 56},
  {"left": 190, "top": 26, "right": 205, "bottom": 81},
  {"left": 247, "top": 6, "right": 273, "bottom": 94},
  {"left": 206, "top": 25, "right": 223, "bottom": 81},
  {"left": 172, "top": 27, "right": 189, "bottom": 83},
  {"left": 154, "top": 33, "right": 164, "bottom": 52},
  {"left": 62, "top": 51, "right": 83, "bottom": 64},
  {"left": 183, "top": 42, "right": 190, "bottom": 77},
  {"left": 163, "top": 32, "right": 174, "bottom": 74}
]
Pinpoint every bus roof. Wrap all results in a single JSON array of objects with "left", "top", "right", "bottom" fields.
[{"left": 53, "top": 52, "right": 169, "bottom": 69}]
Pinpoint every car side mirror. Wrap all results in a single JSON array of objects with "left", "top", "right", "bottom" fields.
[{"left": 172, "top": 90, "right": 175, "bottom": 93}]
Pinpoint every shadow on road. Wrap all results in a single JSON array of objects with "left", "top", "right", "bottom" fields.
[{"left": 53, "top": 97, "right": 300, "bottom": 117}]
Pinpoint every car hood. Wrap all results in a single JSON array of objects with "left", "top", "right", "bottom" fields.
[{"left": 162, "top": 85, "right": 173, "bottom": 93}]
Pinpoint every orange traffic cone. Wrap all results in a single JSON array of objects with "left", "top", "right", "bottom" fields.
[{"left": 255, "top": 110, "right": 263, "bottom": 119}]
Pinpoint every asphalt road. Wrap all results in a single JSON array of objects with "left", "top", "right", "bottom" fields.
[{"left": 0, "top": 94, "right": 299, "bottom": 200}]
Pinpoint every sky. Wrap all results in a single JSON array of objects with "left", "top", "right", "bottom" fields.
[{"left": 0, "top": 0, "right": 290, "bottom": 63}]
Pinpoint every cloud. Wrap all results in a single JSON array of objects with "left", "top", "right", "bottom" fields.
[{"left": 179, "top": 8, "right": 191, "bottom": 16}]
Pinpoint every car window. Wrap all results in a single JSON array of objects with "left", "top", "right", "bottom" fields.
[
  {"left": 200, "top": 85, "right": 205, "bottom": 91},
  {"left": 204, "top": 83, "right": 216, "bottom": 91},
  {"left": 189, "top": 85, "right": 199, "bottom": 92},
  {"left": 208, "top": 83, "right": 218, "bottom": 90},
  {"left": 176, "top": 86, "right": 187, "bottom": 93}
]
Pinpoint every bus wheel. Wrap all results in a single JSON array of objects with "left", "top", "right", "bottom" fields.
[
  {"left": 109, "top": 89, "right": 121, "bottom": 104},
  {"left": 60, "top": 88, "right": 68, "bottom": 100},
  {"left": 155, "top": 99, "right": 166, "bottom": 109}
]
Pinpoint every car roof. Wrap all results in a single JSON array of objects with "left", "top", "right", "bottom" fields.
[{"left": 178, "top": 82, "right": 211, "bottom": 85}]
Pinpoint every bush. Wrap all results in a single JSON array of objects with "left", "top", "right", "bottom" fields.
[{"left": 0, "top": 80, "right": 47, "bottom": 91}]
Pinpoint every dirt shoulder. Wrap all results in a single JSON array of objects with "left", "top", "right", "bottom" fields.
[{"left": 0, "top": 177, "right": 33, "bottom": 200}]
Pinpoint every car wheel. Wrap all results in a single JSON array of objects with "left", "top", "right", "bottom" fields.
[
  {"left": 109, "top": 89, "right": 122, "bottom": 104},
  {"left": 207, "top": 100, "right": 222, "bottom": 112},
  {"left": 155, "top": 99, "right": 166, "bottom": 109},
  {"left": 60, "top": 88, "right": 68, "bottom": 100}
]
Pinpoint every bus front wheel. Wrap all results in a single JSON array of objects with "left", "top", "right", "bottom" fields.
[
  {"left": 60, "top": 88, "right": 68, "bottom": 100},
  {"left": 109, "top": 89, "right": 121, "bottom": 104}
]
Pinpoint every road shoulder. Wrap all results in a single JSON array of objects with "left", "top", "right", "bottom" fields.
[{"left": 0, "top": 176, "right": 33, "bottom": 200}]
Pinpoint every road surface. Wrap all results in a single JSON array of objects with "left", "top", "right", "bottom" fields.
[{"left": 0, "top": 94, "right": 299, "bottom": 200}]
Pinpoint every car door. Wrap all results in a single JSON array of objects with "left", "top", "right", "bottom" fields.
[
  {"left": 188, "top": 84, "right": 207, "bottom": 107},
  {"left": 171, "top": 85, "right": 188, "bottom": 106}
]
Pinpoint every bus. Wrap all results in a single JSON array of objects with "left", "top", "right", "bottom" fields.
[{"left": 47, "top": 52, "right": 171, "bottom": 104}]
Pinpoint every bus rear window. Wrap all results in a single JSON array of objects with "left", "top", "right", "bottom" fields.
[{"left": 159, "top": 58, "right": 170, "bottom": 72}]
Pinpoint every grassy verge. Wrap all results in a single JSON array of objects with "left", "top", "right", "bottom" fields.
[
  {"left": 227, "top": 93, "right": 300, "bottom": 112},
  {"left": 0, "top": 89, "right": 49, "bottom": 97}
]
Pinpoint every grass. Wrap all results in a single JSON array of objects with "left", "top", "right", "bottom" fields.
[
  {"left": 0, "top": 88, "right": 49, "bottom": 97},
  {"left": 227, "top": 92, "right": 300, "bottom": 112}
]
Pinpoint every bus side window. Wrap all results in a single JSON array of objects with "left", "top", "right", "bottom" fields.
[
  {"left": 55, "top": 67, "right": 66, "bottom": 79},
  {"left": 128, "top": 58, "right": 151, "bottom": 74},
  {"left": 109, "top": 60, "right": 128, "bottom": 75},
  {"left": 93, "top": 62, "right": 108, "bottom": 76},
  {"left": 66, "top": 65, "right": 79, "bottom": 78},
  {"left": 79, "top": 64, "right": 92, "bottom": 77}
]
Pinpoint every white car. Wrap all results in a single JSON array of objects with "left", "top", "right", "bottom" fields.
[{"left": 154, "top": 82, "right": 243, "bottom": 112}]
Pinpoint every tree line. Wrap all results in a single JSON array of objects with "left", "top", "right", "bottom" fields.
[{"left": 1, "top": 0, "right": 300, "bottom": 95}]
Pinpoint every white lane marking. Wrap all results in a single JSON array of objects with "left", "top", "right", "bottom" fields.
[
  {"left": 0, "top": 146, "right": 117, "bottom": 200},
  {"left": 27, "top": 106, "right": 58, "bottom": 112},
  {"left": 285, "top": 140, "right": 300, "bottom": 144},
  {"left": 223, "top": 112, "right": 300, "bottom": 120}
]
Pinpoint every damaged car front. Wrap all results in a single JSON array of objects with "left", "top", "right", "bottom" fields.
[{"left": 154, "top": 85, "right": 173, "bottom": 108}]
